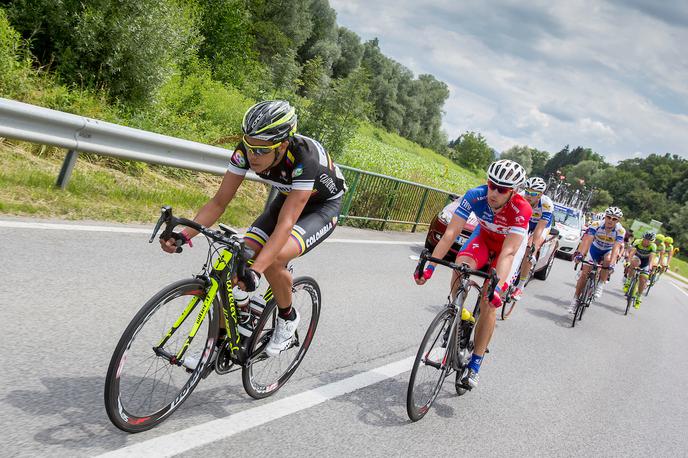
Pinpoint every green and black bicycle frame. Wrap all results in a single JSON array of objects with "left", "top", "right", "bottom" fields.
[{"left": 150, "top": 206, "right": 259, "bottom": 369}]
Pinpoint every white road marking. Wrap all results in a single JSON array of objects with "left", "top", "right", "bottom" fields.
[
  {"left": 669, "top": 281, "right": 688, "bottom": 297},
  {"left": 0, "top": 220, "right": 150, "bottom": 233},
  {"left": 97, "top": 356, "right": 415, "bottom": 458},
  {"left": 0, "top": 221, "right": 421, "bottom": 245}
]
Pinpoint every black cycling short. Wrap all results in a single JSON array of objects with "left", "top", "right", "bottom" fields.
[
  {"left": 633, "top": 255, "right": 652, "bottom": 271},
  {"left": 244, "top": 194, "right": 341, "bottom": 256}
]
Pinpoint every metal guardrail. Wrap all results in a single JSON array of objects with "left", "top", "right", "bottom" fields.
[
  {"left": 0, "top": 97, "right": 456, "bottom": 231},
  {"left": 337, "top": 165, "right": 456, "bottom": 231}
]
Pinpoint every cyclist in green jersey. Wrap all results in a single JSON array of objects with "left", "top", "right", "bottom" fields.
[
  {"left": 624, "top": 232, "right": 658, "bottom": 309},
  {"left": 661, "top": 236, "right": 674, "bottom": 272}
]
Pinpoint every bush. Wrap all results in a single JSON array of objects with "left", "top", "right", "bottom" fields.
[
  {"left": 132, "top": 60, "right": 255, "bottom": 145},
  {"left": 5, "top": 0, "right": 201, "bottom": 104},
  {"left": 0, "top": 7, "right": 32, "bottom": 98}
]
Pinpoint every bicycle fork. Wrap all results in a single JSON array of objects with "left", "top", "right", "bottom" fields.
[{"left": 154, "top": 279, "right": 219, "bottom": 365}]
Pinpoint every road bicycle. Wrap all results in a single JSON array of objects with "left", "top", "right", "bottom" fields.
[
  {"left": 623, "top": 267, "right": 642, "bottom": 315},
  {"left": 104, "top": 207, "right": 320, "bottom": 432},
  {"left": 406, "top": 249, "right": 497, "bottom": 421},
  {"left": 571, "top": 259, "right": 609, "bottom": 327}
]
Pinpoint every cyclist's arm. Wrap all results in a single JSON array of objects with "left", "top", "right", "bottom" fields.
[
  {"left": 430, "top": 214, "right": 467, "bottom": 266},
  {"left": 185, "top": 171, "right": 243, "bottom": 239},
  {"left": 495, "top": 232, "right": 524, "bottom": 286},
  {"left": 610, "top": 241, "right": 622, "bottom": 265},
  {"left": 532, "top": 219, "right": 548, "bottom": 251},
  {"left": 251, "top": 189, "right": 310, "bottom": 274},
  {"left": 578, "top": 233, "right": 593, "bottom": 256}
]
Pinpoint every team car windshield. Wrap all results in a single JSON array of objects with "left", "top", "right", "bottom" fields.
[{"left": 553, "top": 207, "right": 580, "bottom": 229}]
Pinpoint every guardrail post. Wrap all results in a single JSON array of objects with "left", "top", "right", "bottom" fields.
[
  {"left": 412, "top": 188, "right": 430, "bottom": 233},
  {"left": 380, "top": 181, "right": 401, "bottom": 231},
  {"left": 56, "top": 149, "right": 79, "bottom": 190},
  {"left": 339, "top": 172, "right": 360, "bottom": 219}
]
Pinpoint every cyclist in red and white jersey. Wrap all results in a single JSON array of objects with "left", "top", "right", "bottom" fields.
[{"left": 414, "top": 159, "right": 531, "bottom": 389}]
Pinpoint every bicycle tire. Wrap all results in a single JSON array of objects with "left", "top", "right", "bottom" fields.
[
  {"left": 624, "top": 275, "right": 636, "bottom": 316},
  {"left": 501, "top": 293, "right": 516, "bottom": 320},
  {"left": 407, "top": 307, "right": 455, "bottom": 421},
  {"left": 242, "top": 276, "right": 320, "bottom": 399},
  {"left": 104, "top": 278, "right": 219, "bottom": 433},
  {"left": 645, "top": 271, "right": 657, "bottom": 296}
]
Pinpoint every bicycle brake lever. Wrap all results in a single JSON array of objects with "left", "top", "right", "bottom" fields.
[
  {"left": 415, "top": 249, "right": 429, "bottom": 278},
  {"left": 149, "top": 206, "right": 170, "bottom": 243}
]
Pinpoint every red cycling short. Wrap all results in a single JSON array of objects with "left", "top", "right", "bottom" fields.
[{"left": 457, "top": 225, "right": 502, "bottom": 269}]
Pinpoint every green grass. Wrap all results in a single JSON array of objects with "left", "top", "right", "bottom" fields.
[
  {"left": 0, "top": 141, "right": 267, "bottom": 226},
  {"left": 669, "top": 256, "right": 688, "bottom": 279},
  {"left": 338, "top": 123, "right": 483, "bottom": 194}
]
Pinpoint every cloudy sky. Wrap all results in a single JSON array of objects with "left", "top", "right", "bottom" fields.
[{"left": 329, "top": 0, "right": 688, "bottom": 162}]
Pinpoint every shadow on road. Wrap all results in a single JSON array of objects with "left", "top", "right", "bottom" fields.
[
  {"left": 527, "top": 294, "right": 573, "bottom": 327},
  {"left": 322, "top": 372, "right": 460, "bottom": 427},
  {"left": 3, "top": 374, "right": 253, "bottom": 451}
]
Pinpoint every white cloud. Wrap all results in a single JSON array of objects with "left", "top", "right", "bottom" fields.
[{"left": 330, "top": 0, "right": 688, "bottom": 161}]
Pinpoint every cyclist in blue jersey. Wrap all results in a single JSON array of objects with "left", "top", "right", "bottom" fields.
[
  {"left": 512, "top": 177, "right": 552, "bottom": 300},
  {"left": 569, "top": 206, "right": 625, "bottom": 313}
]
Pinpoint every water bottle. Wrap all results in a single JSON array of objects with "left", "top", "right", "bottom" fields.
[{"left": 233, "top": 286, "right": 250, "bottom": 324}]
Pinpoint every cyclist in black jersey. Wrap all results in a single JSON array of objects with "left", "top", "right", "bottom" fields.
[{"left": 160, "top": 100, "right": 346, "bottom": 356}]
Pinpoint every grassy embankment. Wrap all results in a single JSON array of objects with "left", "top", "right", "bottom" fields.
[{"left": 1, "top": 122, "right": 482, "bottom": 227}]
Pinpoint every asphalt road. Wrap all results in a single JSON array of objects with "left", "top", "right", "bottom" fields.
[{"left": 1, "top": 218, "right": 687, "bottom": 457}]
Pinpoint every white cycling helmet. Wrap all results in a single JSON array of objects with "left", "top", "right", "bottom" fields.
[
  {"left": 524, "top": 176, "right": 547, "bottom": 193},
  {"left": 605, "top": 206, "right": 623, "bottom": 218},
  {"left": 487, "top": 159, "right": 526, "bottom": 188}
]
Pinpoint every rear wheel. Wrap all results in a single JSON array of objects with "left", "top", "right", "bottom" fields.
[
  {"left": 534, "top": 251, "right": 555, "bottom": 281},
  {"left": 407, "top": 308, "right": 455, "bottom": 421},
  {"left": 242, "top": 276, "right": 320, "bottom": 399}
]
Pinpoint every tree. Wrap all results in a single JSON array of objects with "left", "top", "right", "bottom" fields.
[
  {"left": 590, "top": 189, "right": 613, "bottom": 210},
  {"left": 531, "top": 149, "right": 550, "bottom": 176},
  {"left": 332, "top": 27, "right": 362, "bottom": 78},
  {"left": 543, "top": 145, "right": 606, "bottom": 177},
  {"left": 298, "top": 67, "right": 372, "bottom": 157},
  {"left": 668, "top": 204, "right": 688, "bottom": 250},
  {"left": 297, "top": 0, "right": 340, "bottom": 73},
  {"left": 298, "top": 55, "right": 328, "bottom": 98},
  {"left": 196, "top": 0, "right": 265, "bottom": 91},
  {"left": 500, "top": 145, "right": 533, "bottom": 174},
  {"left": 563, "top": 160, "right": 603, "bottom": 189},
  {"left": 449, "top": 131, "right": 495, "bottom": 172},
  {"left": 5, "top": 0, "right": 201, "bottom": 104}
]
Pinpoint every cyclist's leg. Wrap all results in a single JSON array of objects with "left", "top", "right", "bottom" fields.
[
  {"left": 600, "top": 251, "right": 613, "bottom": 282},
  {"left": 265, "top": 199, "right": 340, "bottom": 306},
  {"left": 469, "top": 235, "right": 502, "bottom": 356},
  {"left": 251, "top": 197, "right": 341, "bottom": 310},
  {"left": 636, "top": 258, "right": 650, "bottom": 295},
  {"left": 517, "top": 233, "right": 534, "bottom": 283},
  {"left": 451, "top": 227, "right": 486, "bottom": 300},
  {"left": 508, "top": 233, "right": 529, "bottom": 287}
]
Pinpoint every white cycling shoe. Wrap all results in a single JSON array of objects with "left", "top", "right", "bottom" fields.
[{"left": 266, "top": 308, "right": 300, "bottom": 357}]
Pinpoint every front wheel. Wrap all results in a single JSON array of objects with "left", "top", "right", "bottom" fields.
[
  {"left": 104, "top": 278, "right": 219, "bottom": 433},
  {"left": 501, "top": 284, "right": 518, "bottom": 320},
  {"left": 242, "top": 276, "right": 321, "bottom": 399},
  {"left": 624, "top": 276, "right": 637, "bottom": 316},
  {"left": 407, "top": 308, "right": 454, "bottom": 421}
]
